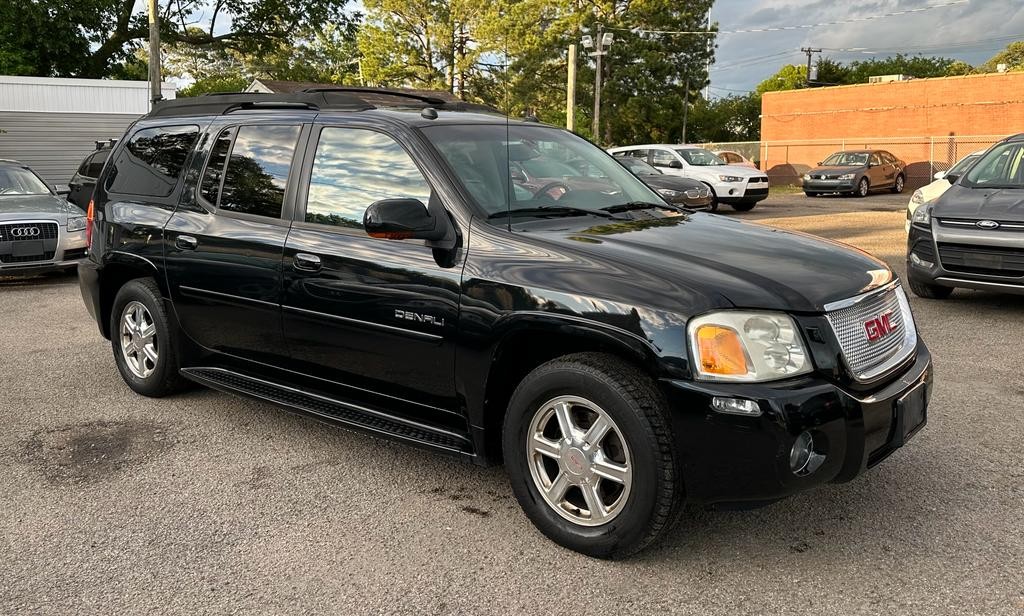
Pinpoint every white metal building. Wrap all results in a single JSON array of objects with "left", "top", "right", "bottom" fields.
[{"left": 0, "top": 76, "right": 176, "bottom": 184}]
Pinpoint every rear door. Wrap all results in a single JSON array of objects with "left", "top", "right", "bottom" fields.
[
  {"left": 163, "top": 120, "right": 308, "bottom": 364},
  {"left": 281, "top": 122, "right": 464, "bottom": 422},
  {"left": 868, "top": 152, "right": 888, "bottom": 187}
]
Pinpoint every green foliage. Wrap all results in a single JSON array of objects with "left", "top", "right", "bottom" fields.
[
  {"left": 945, "top": 60, "right": 975, "bottom": 76},
  {"left": 179, "top": 75, "right": 251, "bottom": 97},
  {"left": 844, "top": 54, "right": 958, "bottom": 82},
  {"left": 688, "top": 94, "right": 761, "bottom": 143},
  {"left": 979, "top": 41, "right": 1024, "bottom": 72},
  {"left": 756, "top": 64, "right": 807, "bottom": 93}
]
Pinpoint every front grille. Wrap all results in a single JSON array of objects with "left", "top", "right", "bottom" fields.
[
  {"left": 747, "top": 176, "right": 769, "bottom": 184},
  {"left": 938, "top": 243, "right": 1024, "bottom": 277},
  {"left": 0, "top": 222, "right": 59, "bottom": 241},
  {"left": 0, "top": 251, "right": 55, "bottom": 264},
  {"left": 937, "top": 218, "right": 1024, "bottom": 232},
  {"left": 826, "top": 286, "right": 914, "bottom": 380}
]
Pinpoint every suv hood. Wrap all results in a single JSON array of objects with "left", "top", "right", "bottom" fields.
[
  {"left": 534, "top": 213, "right": 891, "bottom": 313},
  {"left": 0, "top": 194, "right": 81, "bottom": 220},
  {"left": 933, "top": 184, "right": 1024, "bottom": 222}
]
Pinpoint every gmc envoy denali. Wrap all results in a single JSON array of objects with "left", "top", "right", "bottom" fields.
[{"left": 80, "top": 89, "right": 932, "bottom": 558}]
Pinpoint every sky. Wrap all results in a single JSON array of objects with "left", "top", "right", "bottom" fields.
[{"left": 709, "top": 0, "right": 1024, "bottom": 96}]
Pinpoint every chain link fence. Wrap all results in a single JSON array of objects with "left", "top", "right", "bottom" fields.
[{"left": 697, "top": 135, "right": 1007, "bottom": 189}]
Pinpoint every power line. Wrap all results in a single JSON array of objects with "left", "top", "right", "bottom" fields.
[
  {"left": 820, "top": 33, "right": 1024, "bottom": 55},
  {"left": 606, "top": 0, "right": 969, "bottom": 36}
]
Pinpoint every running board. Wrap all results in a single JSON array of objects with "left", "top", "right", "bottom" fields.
[{"left": 180, "top": 367, "right": 473, "bottom": 455}]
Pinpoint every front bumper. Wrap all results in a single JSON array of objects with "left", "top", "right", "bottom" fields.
[
  {"left": 0, "top": 227, "right": 87, "bottom": 277},
  {"left": 715, "top": 182, "right": 769, "bottom": 204},
  {"left": 659, "top": 340, "right": 932, "bottom": 506},
  {"left": 803, "top": 179, "right": 856, "bottom": 193},
  {"left": 907, "top": 222, "right": 1024, "bottom": 294}
]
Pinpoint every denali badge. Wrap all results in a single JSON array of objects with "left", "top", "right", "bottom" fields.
[
  {"left": 864, "top": 312, "right": 894, "bottom": 342},
  {"left": 976, "top": 220, "right": 1000, "bottom": 229},
  {"left": 395, "top": 309, "right": 445, "bottom": 327}
]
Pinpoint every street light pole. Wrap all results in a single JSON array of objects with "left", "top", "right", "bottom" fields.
[
  {"left": 582, "top": 27, "right": 613, "bottom": 144},
  {"left": 566, "top": 44, "right": 577, "bottom": 131},
  {"left": 147, "top": 0, "right": 162, "bottom": 106}
]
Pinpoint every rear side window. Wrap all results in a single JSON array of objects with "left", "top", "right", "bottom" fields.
[
  {"left": 199, "top": 128, "right": 234, "bottom": 206},
  {"left": 87, "top": 151, "right": 109, "bottom": 178},
  {"left": 106, "top": 125, "right": 199, "bottom": 197},
  {"left": 77, "top": 154, "right": 93, "bottom": 175},
  {"left": 218, "top": 125, "right": 301, "bottom": 218},
  {"left": 651, "top": 150, "right": 676, "bottom": 167}
]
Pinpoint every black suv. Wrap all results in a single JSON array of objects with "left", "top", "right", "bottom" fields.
[
  {"left": 67, "top": 141, "right": 115, "bottom": 209},
  {"left": 80, "top": 89, "right": 932, "bottom": 558}
]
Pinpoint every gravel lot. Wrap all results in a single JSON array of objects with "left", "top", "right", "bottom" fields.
[{"left": 2, "top": 192, "right": 1023, "bottom": 615}]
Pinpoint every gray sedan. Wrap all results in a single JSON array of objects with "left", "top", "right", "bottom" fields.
[
  {"left": 0, "top": 160, "right": 88, "bottom": 276},
  {"left": 803, "top": 149, "right": 906, "bottom": 197}
]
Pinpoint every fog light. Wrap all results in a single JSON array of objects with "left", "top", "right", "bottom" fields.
[
  {"left": 711, "top": 397, "right": 762, "bottom": 416},
  {"left": 790, "top": 431, "right": 826, "bottom": 476},
  {"left": 910, "top": 252, "right": 934, "bottom": 268},
  {"left": 728, "top": 188, "right": 737, "bottom": 195}
]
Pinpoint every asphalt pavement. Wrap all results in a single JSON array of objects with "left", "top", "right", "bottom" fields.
[{"left": 2, "top": 192, "right": 1022, "bottom": 615}]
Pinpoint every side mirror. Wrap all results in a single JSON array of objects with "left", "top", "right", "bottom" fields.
[
  {"left": 668, "top": 160, "right": 683, "bottom": 169},
  {"left": 933, "top": 171, "right": 946, "bottom": 180},
  {"left": 509, "top": 168, "right": 526, "bottom": 182},
  {"left": 364, "top": 198, "right": 453, "bottom": 246},
  {"left": 946, "top": 173, "right": 959, "bottom": 185}
]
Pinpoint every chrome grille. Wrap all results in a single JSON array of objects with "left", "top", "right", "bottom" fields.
[
  {"left": 0, "top": 222, "right": 59, "bottom": 241},
  {"left": 825, "top": 285, "right": 916, "bottom": 380}
]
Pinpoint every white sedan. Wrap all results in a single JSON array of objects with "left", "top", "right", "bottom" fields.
[{"left": 906, "top": 150, "right": 985, "bottom": 232}]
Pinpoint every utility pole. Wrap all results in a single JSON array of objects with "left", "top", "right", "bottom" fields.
[
  {"left": 680, "top": 75, "right": 690, "bottom": 144},
  {"left": 566, "top": 44, "right": 577, "bottom": 131},
  {"left": 704, "top": 9, "right": 711, "bottom": 99},
  {"left": 801, "top": 47, "right": 821, "bottom": 85},
  {"left": 147, "top": 0, "right": 163, "bottom": 106},
  {"left": 582, "top": 26, "right": 613, "bottom": 143}
]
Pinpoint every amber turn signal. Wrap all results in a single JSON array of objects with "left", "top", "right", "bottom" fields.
[{"left": 695, "top": 325, "right": 749, "bottom": 376}]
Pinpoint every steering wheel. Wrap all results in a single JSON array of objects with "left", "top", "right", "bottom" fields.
[{"left": 534, "top": 181, "right": 571, "bottom": 201}]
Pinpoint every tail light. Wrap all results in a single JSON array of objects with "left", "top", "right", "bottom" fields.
[{"left": 86, "top": 199, "right": 94, "bottom": 249}]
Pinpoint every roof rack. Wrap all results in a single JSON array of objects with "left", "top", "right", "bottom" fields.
[{"left": 145, "top": 88, "right": 504, "bottom": 118}]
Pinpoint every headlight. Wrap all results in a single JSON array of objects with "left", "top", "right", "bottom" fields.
[
  {"left": 657, "top": 188, "right": 682, "bottom": 198},
  {"left": 688, "top": 311, "right": 812, "bottom": 382},
  {"left": 910, "top": 189, "right": 925, "bottom": 205},
  {"left": 67, "top": 216, "right": 86, "bottom": 232},
  {"left": 911, "top": 202, "right": 933, "bottom": 226},
  {"left": 718, "top": 175, "right": 743, "bottom": 182},
  {"left": 838, "top": 173, "right": 856, "bottom": 180},
  {"left": 802, "top": 174, "right": 811, "bottom": 181}
]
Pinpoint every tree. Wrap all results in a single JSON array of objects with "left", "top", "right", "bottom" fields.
[
  {"left": 979, "top": 41, "right": 1024, "bottom": 72},
  {"left": 945, "top": 60, "right": 975, "bottom": 76},
  {"left": 844, "top": 54, "right": 957, "bottom": 82},
  {"left": 688, "top": 93, "right": 761, "bottom": 142},
  {"left": 0, "top": 0, "right": 353, "bottom": 79},
  {"left": 756, "top": 64, "right": 807, "bottom": 93}
]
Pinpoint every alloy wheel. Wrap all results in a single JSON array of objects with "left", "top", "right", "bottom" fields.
[
  {"left": 526, "top": 395, "right": 633, "bottom": 526},
  {"left": 119, "top": 301, "right": 158, "bottom": 379}
]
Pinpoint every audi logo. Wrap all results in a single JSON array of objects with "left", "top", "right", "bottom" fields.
[{"left": 10, "top": 227, "right": 41, "bottom": 238}]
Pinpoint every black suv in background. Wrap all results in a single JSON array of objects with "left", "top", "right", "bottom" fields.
[
  {"left": 80, "top": 90, "right": 932, "bottom": 558},
  {"left": 67, "top": 141, "right": 115, "bottom": 209}
]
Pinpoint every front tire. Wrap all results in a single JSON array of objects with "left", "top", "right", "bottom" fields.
[
  {"left": 110, "top": 278, "right": 188, "bottom": 397},
  {"left": 908, "top": 277, "right": 954, "bottom": 299},
  {"left": 856, "top": 177, "right": 870, "bottom": 198},
  {"left": 503, "top": 353, "right": 683, "bottom": 559}
]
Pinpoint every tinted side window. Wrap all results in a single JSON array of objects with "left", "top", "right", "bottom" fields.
[
  {"left": 870, "top": 153, "right": 882, "bottom": 166},
  {"left": 87, "top": 151, "right": 108, "bottom": 178},
  {"left": 219, "top": 125, "right": 300, "bottom": 219},
  {"left": 77, "top": 154, "right": 93, "bottom": 175},
  {"left": 107, "top": 125, "right": 199, "bottom": 197},
  {"left": 199, "top": 128, "right": 234, "bottom": 206},
  {"left": 651, "top": 150, "right": 676, "bottom": 167},
  {"left": 304, "top": 127, "right": 432, "bottom": 229}
]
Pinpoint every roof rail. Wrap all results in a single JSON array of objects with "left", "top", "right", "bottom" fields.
[
  {"left": 300, "top": 87, "right": 450, "bottom": 105},
  {"left": 146, "top": 92, "right": 372, "bottom": 118}
]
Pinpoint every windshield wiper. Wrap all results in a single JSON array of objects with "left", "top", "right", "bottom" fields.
[
  {"left": 601, "top": 201, "right": 689, "bottom": 214},
  {"left": 488, "top": 206, "right": 627, "bottom": 220}
]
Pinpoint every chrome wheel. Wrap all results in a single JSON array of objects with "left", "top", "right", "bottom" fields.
[
  {"left": 526, "top": 395, "right": 632, "bottom": 526},
  {"left": 119, "top": 301, "right": 158, "bottom": 379},
  {"left": 894, "top": 175, "right": 905, "bottom": 193},
  {"left": 858, "top": 178, "right": 869, "bottom": 197}
]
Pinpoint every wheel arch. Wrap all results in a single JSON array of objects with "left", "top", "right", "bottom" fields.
[{"left": 98, "top": 252, "right": 165, "bottom": 339}]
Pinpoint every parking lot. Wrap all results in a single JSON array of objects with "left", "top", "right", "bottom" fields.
[{"left": 2, "top": 192, "right": 1022, "bottom": 615}]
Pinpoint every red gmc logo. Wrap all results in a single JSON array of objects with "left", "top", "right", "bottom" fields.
[{"left": 864, "top": 312, "right": 895, "bottom": 342}]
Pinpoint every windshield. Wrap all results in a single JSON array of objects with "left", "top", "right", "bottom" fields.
[
  {"left": 620, "top": 158, "right": 660, "bottom": 176},
  {"left": 822, "top": 152, "right": 869, "bottom": 167},
  {"left": 948, "top": 153, "right": 982, "bottom": 177},
  {"left": 0, "top": 166, "right": 51, "bottom": 196},
  {"left": 422, "top": 124, "right": 663, "bottom": 219},
  {"left": 676, "top": 148, "right": 725, "bottom": 166},
  {"left": 964, "top": 142, "right": 1024, "bottom": 189}
]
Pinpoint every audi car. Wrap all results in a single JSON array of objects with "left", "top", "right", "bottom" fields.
[{"left": 0, "top": 160, "right": 88, "bottom": 276}]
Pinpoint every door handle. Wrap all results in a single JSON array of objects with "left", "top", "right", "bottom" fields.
[
  {"left": 293, "top": 252, "right": 322, "bottom": 272},
  {"left": 175, "top": 235, "right": 198, "bottom": 251}
]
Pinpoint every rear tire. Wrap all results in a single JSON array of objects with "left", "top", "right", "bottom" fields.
[
  {"left": 110, "top": 278, "right": 188, "bottom": 397},
  {"left": 908, "top": 278, "right": 954, "bottom": 299},
  {"left": 891, "top": 174, "right": 906, "bottom": 194},
  {"left": 503, "top": 353, "right": 683, "bottom": 559}
]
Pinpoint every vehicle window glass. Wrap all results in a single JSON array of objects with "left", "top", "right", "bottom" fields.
[
  {"left": 199, "top": 128, "right": 234, "bottom": 206},
  {"left": 106, "top": 125, "right": 199, "bottom": 197},
  {"left": 86, "top": 151, "right": 108, "bottom": 178},
  {"left": 651, "top": 150, "right": 677, "bottom": 167},
  {"left": 870, "top": 153, "right": 882, "bottom": 166},
  {"left": 305, "top": 127, "right": 432, "bottom": 229},
  {"left": 628, "top": 149, "right": 648, "bottom": 159},
  {"left": 77, "top": 154, "right": 94, "bottom": 175},
  {"left": 219, "top": 125, "right": 300, "bottom": 218},
  {"left": 965, "top": 142, "right": 1024, "bottom": 188},
  {"left": 676, "top": 149, "right": 725, "bottom": 166},
  {"left": 0, "top": 166, "right": 51, "bottom": 196},
  {"left": 948, "top": 154, "right": 981, "bottom": 176},
  {"left": 621, "top": 158, "right": 659, "bottom": 176},
  {"left": 822, "top": 152, "right": 868, "bottom": 166},
  {"left": 721, "top": 152, "right": 738, "bottom": 163},
  {"left": 881, "top": 152, "right": 896, "bottom": 164}
]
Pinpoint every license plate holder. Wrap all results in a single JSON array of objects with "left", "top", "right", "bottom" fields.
[
  {"left": 893, "top": 382, "right": 927, "bottom": 447},
  {"left": 12, "top": 240, "right": 43, "bottom": 258}
]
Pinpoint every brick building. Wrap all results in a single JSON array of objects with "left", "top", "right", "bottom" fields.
[{"left": 759, "top": 72, "right": 1024, "bottom": 186}]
